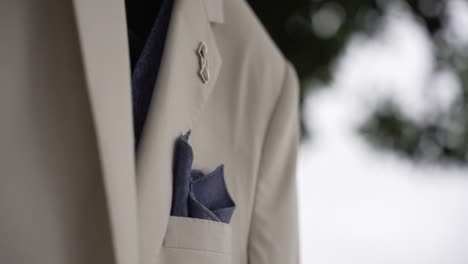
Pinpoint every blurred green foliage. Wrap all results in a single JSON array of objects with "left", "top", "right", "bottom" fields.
[{"left": 247, "top": 0, "right": 468, "bottom": 164}]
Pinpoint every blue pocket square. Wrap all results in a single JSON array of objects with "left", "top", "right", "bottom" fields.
[{"left": 171, "top": 131, "right": 235, "bottom": 224}]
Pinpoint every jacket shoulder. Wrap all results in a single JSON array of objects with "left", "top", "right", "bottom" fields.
[{"left": 215, "top": 0, "right": 291, "bottom": 95}]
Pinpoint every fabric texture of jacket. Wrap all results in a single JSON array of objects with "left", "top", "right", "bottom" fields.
[{"left": 0, "top": 0, "right": 300, "bottom": 264}]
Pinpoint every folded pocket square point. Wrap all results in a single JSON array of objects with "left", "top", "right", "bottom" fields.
[{"left": 171, "top": 131, "right": 235, "bottom": 223}]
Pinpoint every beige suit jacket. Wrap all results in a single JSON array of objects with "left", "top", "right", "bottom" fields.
[{"left": 0, "top": 0, "right": 299, "bottom": 263}]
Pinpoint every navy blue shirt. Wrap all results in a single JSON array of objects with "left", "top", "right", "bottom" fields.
[{"left": 127, "top": 0, "right": 174, "bottom": 150}]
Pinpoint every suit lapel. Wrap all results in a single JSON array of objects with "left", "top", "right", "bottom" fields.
[
  {"left": 71, "top": 0, "right": 224, "bottom": 262},
  {"left": 72, "top": 1, "right": 139, "bottom": 264},
  {"left": 135, "top": 0, "right": 224, "bottom": 261}
]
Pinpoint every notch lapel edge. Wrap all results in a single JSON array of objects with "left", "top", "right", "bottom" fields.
[{"left": 71, "top": 1, "right": 139, "bottom": 264}]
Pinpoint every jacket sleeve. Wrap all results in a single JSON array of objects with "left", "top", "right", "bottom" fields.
[{"left": 248, "top": 62, "right": 300, "bottom": 264}]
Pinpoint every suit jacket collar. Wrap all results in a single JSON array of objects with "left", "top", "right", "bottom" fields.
[{"left": 72, "top": 0, "right": 224, "bottom": 263}]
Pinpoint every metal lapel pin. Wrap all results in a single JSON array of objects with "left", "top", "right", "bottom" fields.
[{"left": 197, "top": 42, "right": 209, "bottom": 84}]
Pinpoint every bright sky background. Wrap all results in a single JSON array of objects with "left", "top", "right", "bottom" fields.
[{"left": 298, "top": 1, "right": 468, "bottom": 263}]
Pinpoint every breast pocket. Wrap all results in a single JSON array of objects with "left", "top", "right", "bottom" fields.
[{"left": 160, "top": 216, "right": 232, "bottom": 264}]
